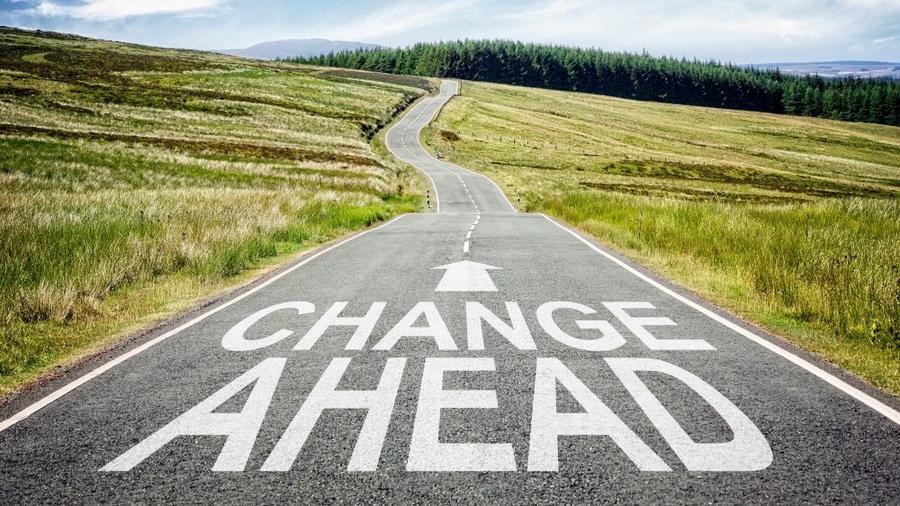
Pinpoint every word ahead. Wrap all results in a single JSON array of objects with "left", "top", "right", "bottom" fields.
[{"left": 101, "top": 357, "right": 772, "bottom": 473}]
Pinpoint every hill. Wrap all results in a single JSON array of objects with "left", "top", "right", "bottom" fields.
[
  {"left": 0, "top": 27, "right": 432, "bottom": 394},
  {"left": 751, "top": 61, "right": 900, "bottom": 80},
  {"left": 424, "top": 80, "right": 900, "bottom": 392},
  {"left": 297, "top": 40, "right": 900, "bottom": 126},
  {"left": 220, "top": 38, "right": 378, "bottom": 60}
]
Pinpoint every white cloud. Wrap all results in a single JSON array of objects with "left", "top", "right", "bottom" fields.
[
  {"left": 5, "top": 0, "right": 899, "bottom": 61},
  {"left": 34, "top": 0, "right": 225, "bottom": 21},
  {"left": 439, "top": 0, "right": 900, "bottom": 61},
  {"left": 499, "top": 0, "right": 592, "bottom": 21},
  {"left": 840, "top": 0, "right": 900, "bottom": 7},
  {"left": 323, "top": 0, "right": 485, "bottom": 41}
]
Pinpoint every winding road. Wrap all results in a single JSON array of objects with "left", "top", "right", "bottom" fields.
[{"left": 1, "top": 80, "right": 898, "bottom": 504}]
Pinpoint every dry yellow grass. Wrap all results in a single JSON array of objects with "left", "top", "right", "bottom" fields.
[{"left": 0, "top": 28, "right": 434, "bottom": 395}]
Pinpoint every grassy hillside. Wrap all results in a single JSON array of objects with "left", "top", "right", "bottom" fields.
[
  {"left": 425, "top": 81, "right": 900, "bottom": 394},
  {"left": 0, "top": 28, "right": 432, "bottom": 395},
  {"left": 299, "top": 40, "right": 900, "bottom": 126}
]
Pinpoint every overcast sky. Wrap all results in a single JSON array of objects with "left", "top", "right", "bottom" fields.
[{"left": 2, "top": 0, "right": 899, "bottom": 63}]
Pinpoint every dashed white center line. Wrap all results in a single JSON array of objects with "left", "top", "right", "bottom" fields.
[
  {"left": 455, "top": 172, "right": 479, "bottom": 213},
  {"left": 457, "top": 169, "right": 481, "bottom": 254},
  {"left": 463, "top": 212, "right": 481, "bottom": 255}
]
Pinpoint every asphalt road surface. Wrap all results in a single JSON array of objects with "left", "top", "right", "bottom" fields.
[{"left": 1, "top": 80, "right": 898, "bottom": 504}]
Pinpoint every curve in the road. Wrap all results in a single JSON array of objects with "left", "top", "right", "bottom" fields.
[{"left": 386, "top": 80, "right": 517, "bottom": 214}]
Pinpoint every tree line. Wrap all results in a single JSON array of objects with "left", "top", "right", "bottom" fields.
[{"left": 291, "top": 40, "right": 900, "bottom": 126}]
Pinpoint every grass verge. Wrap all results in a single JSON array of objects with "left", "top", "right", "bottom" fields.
[
  {"left": 424, "top": 80, "right": 900, "bottom": 395},
  {"left": 0, "top": 27, "right": 433, "bottom": 396}
]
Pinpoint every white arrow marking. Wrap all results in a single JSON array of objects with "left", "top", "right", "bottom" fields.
[{"left": 434, "top": 260, "right": 501, "bottom": 292}]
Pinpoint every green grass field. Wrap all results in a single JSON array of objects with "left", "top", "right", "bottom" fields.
[
  {"left": 424, "top": 80, "right": 900, "bottom": 394},
  {"left": 0, "top": 28, "right": 433, "bottom": 395}
]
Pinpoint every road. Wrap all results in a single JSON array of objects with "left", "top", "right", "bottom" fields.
[{"left": 1, "top": 80, "right": 898, "bottom": 504}]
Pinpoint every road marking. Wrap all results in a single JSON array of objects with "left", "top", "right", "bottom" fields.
[
  {"left": 385, "top": 95, "right": 441, "bottom": 212},
  {"left": 434, "top": 260, "right": 500, "bottom": 292},
  {"left": 453, "top": 172, "right": 479, "bottom": 213},
  {"left": 462, "top": 214, "right": 480, "bottom": 254},
  {"left": 103, "top": 352, "right": 773, "bottom": 472},
  {"left": 541, "top": 213, "right": 900, "bottom": 426},
  {"left": 451, "top": 166, "right": 518, "bottom": 213},
  {"left": 395, "top": 94, "right": 482, "bottom": 255},
  {"left": 0, "top": 214, "right": 411, "bottom": 434}
]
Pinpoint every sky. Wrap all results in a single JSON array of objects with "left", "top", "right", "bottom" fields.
[{"left": 1, "top": 0, "right": 899, "bottom": 63}]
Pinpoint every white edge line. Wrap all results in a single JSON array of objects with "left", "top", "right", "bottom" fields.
[
  {"left": 404, "top": 82, "right": 458, "bottom": 212},
  {"left": 450, "top": 162, "right": 518, "bottom": 213},
  {"left": 385, "top": 93, "right": 441, "bottom": 213},
  {"left": 541, "top": 213, "right": 900, "bottom": 426},
  {"left": 0, "top": 214, "right": 410, "bottom": 433},
  {"left": 434, "top": 80, "right": 517, "bottom": 214}
]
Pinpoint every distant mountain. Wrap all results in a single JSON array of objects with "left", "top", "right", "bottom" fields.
[
  {"left": 220, "top": 38, "right": 379, "bottom": 60},
  {"left": 749, "top": 61, "right": 900, "bottom": 79}
]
